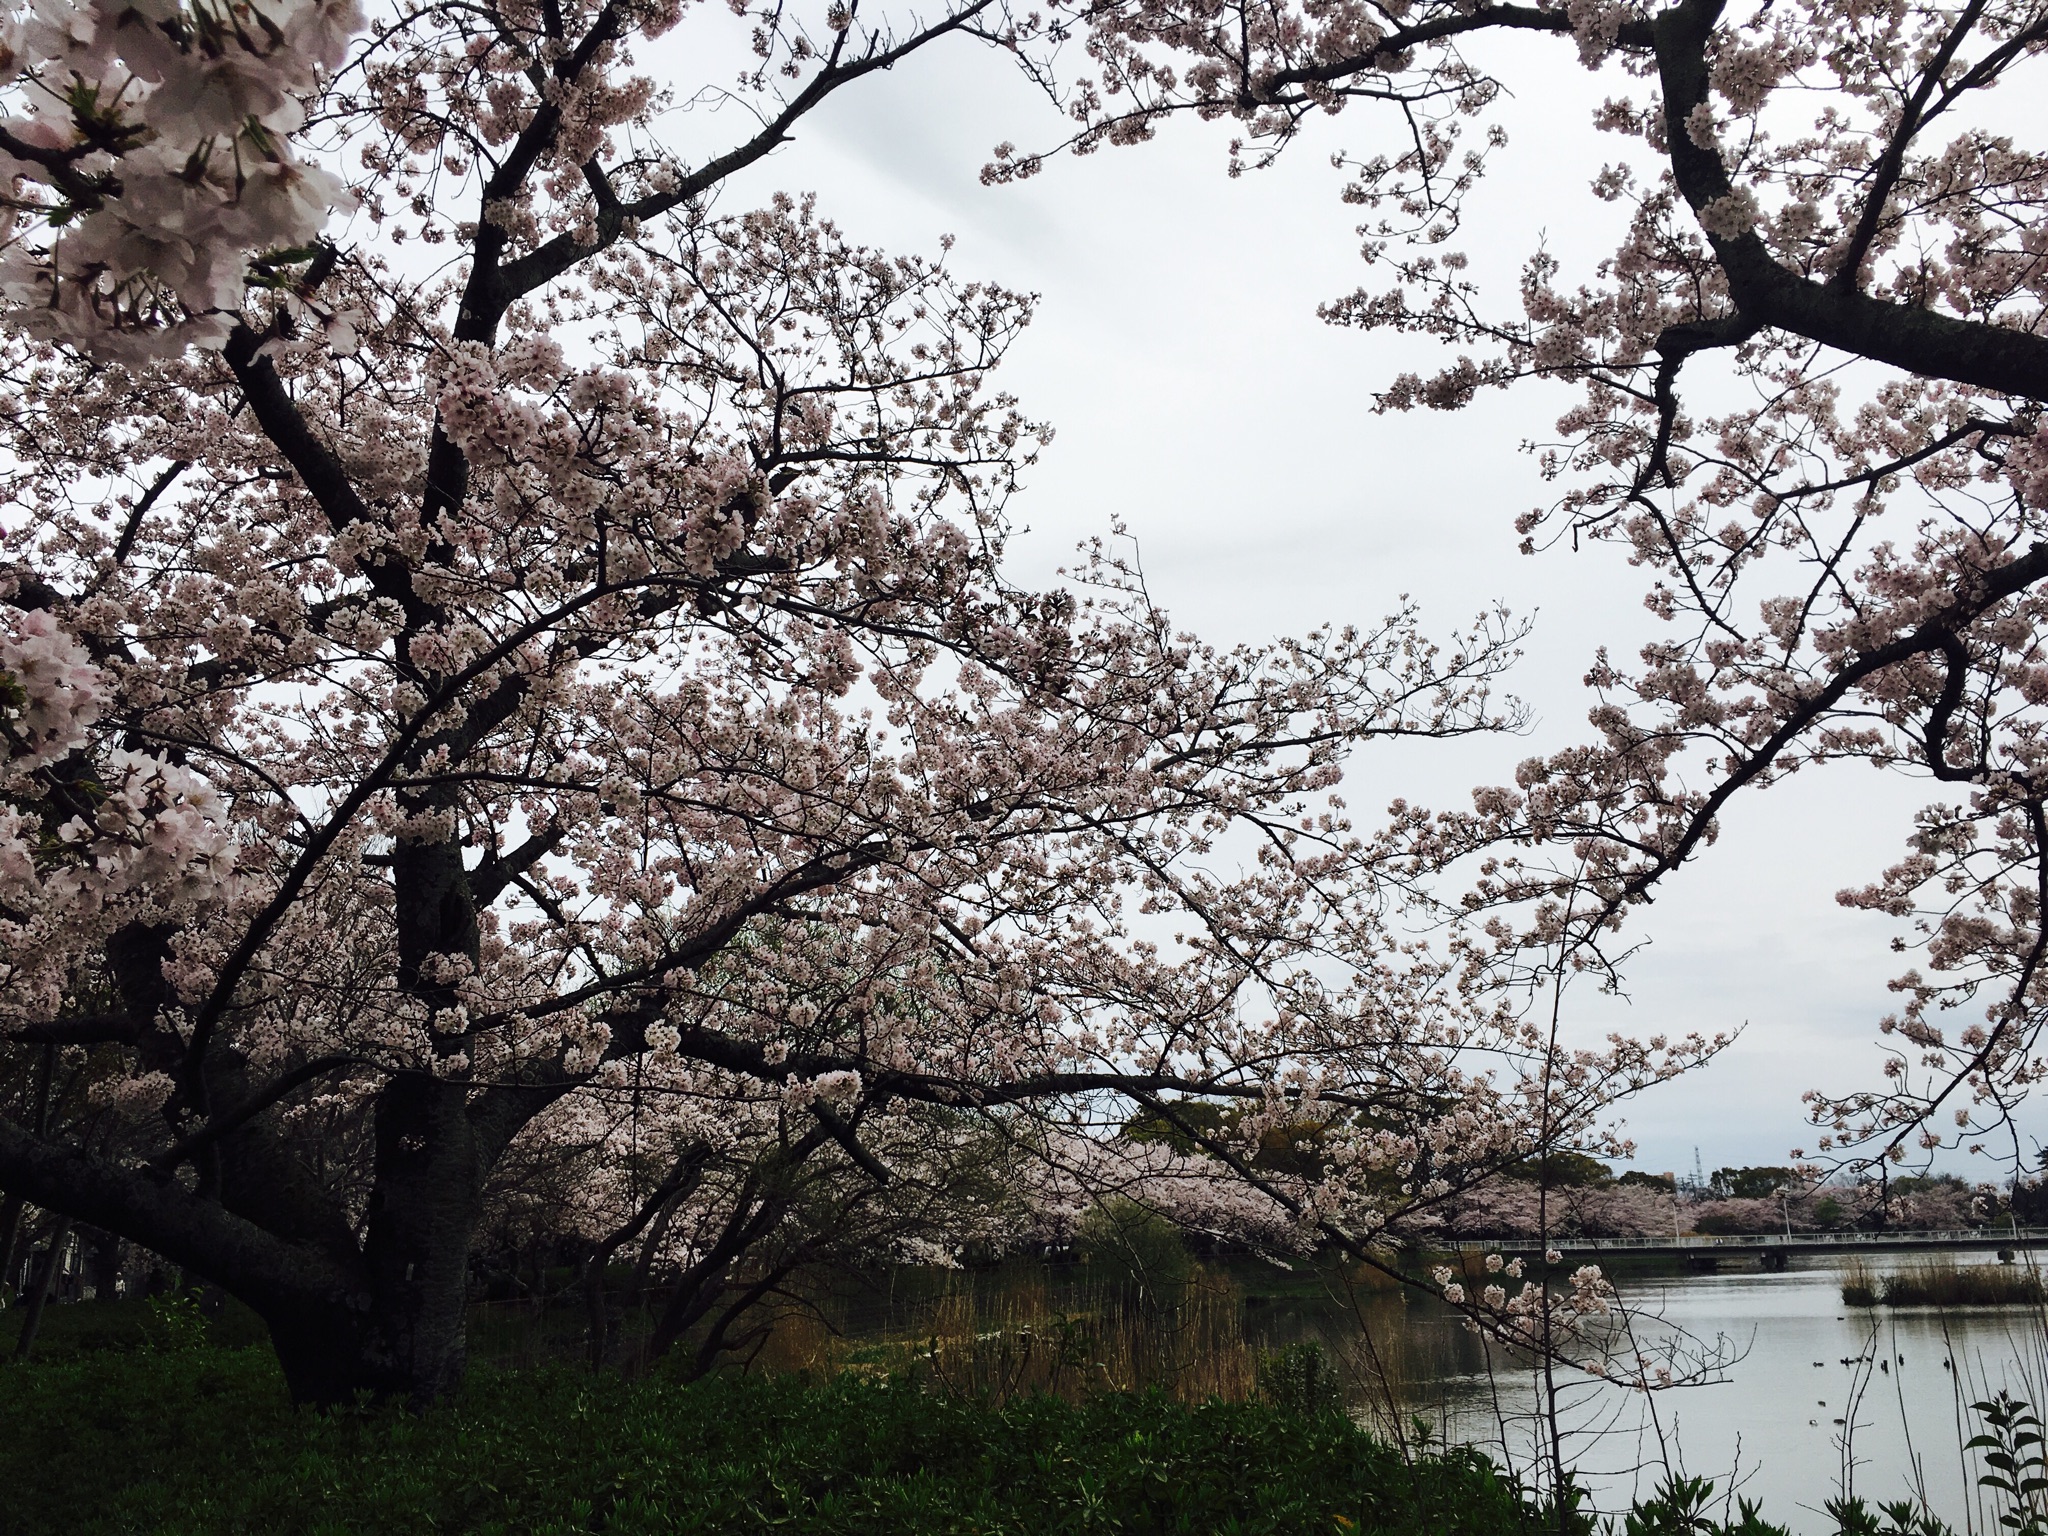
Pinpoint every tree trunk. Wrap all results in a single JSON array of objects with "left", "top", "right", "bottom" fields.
[
  {"left": 215, "top": 1072, "right": 491, "bottom": 1409},
  {"left": 0, "top": 1193, "right": 24, "bottom": 1302},
  {"left": 268, "top": 1073, "right": 489, "bottom": 1407},
  {"left": 84, "top": 1227, "right": 123, "bottom": 1301},
  {"left": 260, "top": 1247, "right": 473, "bottom": 1405},
  {"left": 14, "top": 1217, "right": 73, "bottom": 1361},
  {"left": 3, "top": 1046, "right": 54, "bottom": 1309},
  {"left": 646, "top": 1257, "right": 731, "bottom": 1365},
  {"left": 583, "top": 1245, "right": 613, "bottom": 1371},
  {"left": 260, "top": 1297, "right": 423, "bottom": 1409},
  {"left": 0, "top": 1058, "right": 530, "bottom": 1409}
]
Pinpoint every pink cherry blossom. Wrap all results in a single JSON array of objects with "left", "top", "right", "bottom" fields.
[{"left": 0, "top": 0, "right": 364, "bottom": 357}]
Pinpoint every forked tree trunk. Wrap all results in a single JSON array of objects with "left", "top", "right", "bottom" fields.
[
  {"left": 262, "top": 1277, "right": 468, "bottom": 1410},
  {"left": 0, "top": 1102, "right": 498, "bottom": 1406},
  {"left": 0, "top": 835, "right": 543, "bottom": 1409},
  {"left": 258, "top": 1232, "right": 476, "bottom": 1407}
]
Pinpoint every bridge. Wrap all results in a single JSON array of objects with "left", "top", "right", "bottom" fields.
[{"left": 1442, "top": 1228, "right": 2048, "bottom": 1271}]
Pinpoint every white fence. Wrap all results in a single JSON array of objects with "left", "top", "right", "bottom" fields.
[{"left": 1443, "top": 1228, "right": 2048, "bottom": 1253}]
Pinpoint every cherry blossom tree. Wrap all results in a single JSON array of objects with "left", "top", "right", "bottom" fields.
[
  {"left": 1030, "top": 0, "right": 2048, "bottom": 1173},
  {"left": 0, "top": 0, "right": 1727, "bottom": 1408}
]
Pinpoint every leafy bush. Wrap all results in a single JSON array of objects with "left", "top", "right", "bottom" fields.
[
  {"left": 1621, "top": 1474, "right": 1788, "bottom": 1535},
  {"left": 0, "top": 1346, "right": 1560, "bottom": 1535},
  {"left": 1257, "top": 1341, "right": 1345, "bottom": 1417},
  {"left": 10, "top": 1342, "right": 2028, "bottom": 1534}
]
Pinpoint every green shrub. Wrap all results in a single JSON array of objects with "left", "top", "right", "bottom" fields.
[
  {"left": 0, "top": 1345, "right": 1563, "bottom": 1535},
  {"left": 1257, "top": 1340, "right": 1345, "bottom": 1417}
]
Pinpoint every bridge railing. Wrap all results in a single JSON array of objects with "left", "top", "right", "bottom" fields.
[{"left": 1440, "top": 1228, "right": 2048, "bottom": 1253}]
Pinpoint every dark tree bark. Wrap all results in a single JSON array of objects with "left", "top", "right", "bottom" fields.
[
  {"left": 1648, "top": 0, "right": 2048, "bottom": 401},
  {"left": 0, "top": 1078, "right": 501, "bottom": 1405},
  {"left": 581, "top": 1145, "right": 711, "bottom": 1369},
  {"left": 260, "top": 1075, "right": 493, "bottom": 1406},
  {"left": 13, "top": 1216, "right": 72, "bottom": 1361},
  {"left": 640, "top": 1125, "right": 843, "bottom": 1365},
  {"left": 683, "top": 1261, "right": 803, "bottom": 1383},
  {"left": 0, "top": 1193, "right": 24, "bottom": 1300},
  {"left": 84, "top": 1226, "right": 123, "bottom": 1301}
]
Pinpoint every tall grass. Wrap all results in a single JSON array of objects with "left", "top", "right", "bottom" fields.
[
  {"left": 1841, "top": 1257, "right": 2047, "bottom": 1307},
  {"left": 755, "top": 1262, "right": 1267, "bottom": 1403}
]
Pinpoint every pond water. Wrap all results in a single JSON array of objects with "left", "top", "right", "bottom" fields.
[{"left": 1245, "top": 1253, "right": 2048, "bottom": 1535}]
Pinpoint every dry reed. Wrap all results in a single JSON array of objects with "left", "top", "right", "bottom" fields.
[
  {"left": 1841, "top": 1256, "right": 2046, "bottom": 1307},
  {"left": 754, "top": 1264, "right": 1264, "bottom": 1405}
]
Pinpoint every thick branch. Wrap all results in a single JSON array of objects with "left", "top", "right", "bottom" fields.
[
  {"left": 1613, "top": 540, "right": 2048, "bottom": 911},
  {"left": 1829, "top": 0, "right": 1987, "bottom": 290},
  {"left": 1654, "top": 0, "right": 2048, "bottom": 400},
  {"left": 808, "top": 1102, "right": 890, "bottom": 1184},
  {"left": 481, "top": 0, "right": 1004, "bottom": 322},
  {"left": 222, "top": 327, "right": 379, "bottom": 534},
  {"left": 3, "top": 1014, "right": 144, "bottom": 1047},
  {"left": 470, "top": 824, "right": 567, "bottom": 908},
  {"left": 0, "top": 1114, "right": 362, "bottom": 1307},
  {"left": 1258, "top": 4, "right": 1647, "bottom": 96}
]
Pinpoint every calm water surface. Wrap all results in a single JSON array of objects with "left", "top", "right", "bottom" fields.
[{"left": 1274, "top": 1255, "right": 2048, "bottom": 1534}]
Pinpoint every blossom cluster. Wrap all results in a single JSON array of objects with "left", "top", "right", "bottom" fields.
[
  {"left": 0, "top": 603, "right": 99, "bottom": 764},
  {"left": 2, "top": 607, "right": 240, "bottom": 1025},
  {"left": 0, "top": 0, "right": 362, "bottom": 357}
]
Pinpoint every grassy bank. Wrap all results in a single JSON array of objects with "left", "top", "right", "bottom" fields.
[
  {"left": 0, "top": 1344, "right": 1570, "bottom": 1536},
  {"left": 1841, "top": 1257, "right": 2047, "bottom": 1307},
  {"left": 18, "top": 1288, "right": 2025, "bottom": 1535}
]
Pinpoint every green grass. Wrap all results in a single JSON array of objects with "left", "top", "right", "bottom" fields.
[
  {"left": 6, "top": 1291, "right": 269, "bottom": 1362},
  {"left": 0, "top": 1343, "right": 1575, "bottom": 1536}
]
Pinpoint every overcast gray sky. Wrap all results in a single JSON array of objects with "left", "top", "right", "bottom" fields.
[{"left": 649, "top": 18, "right": 2024, "bottom": 1181}]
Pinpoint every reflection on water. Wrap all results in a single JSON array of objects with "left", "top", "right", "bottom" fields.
[{"left": 1245, "top": 1254, "right": 2048, "bottom": 1535}]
